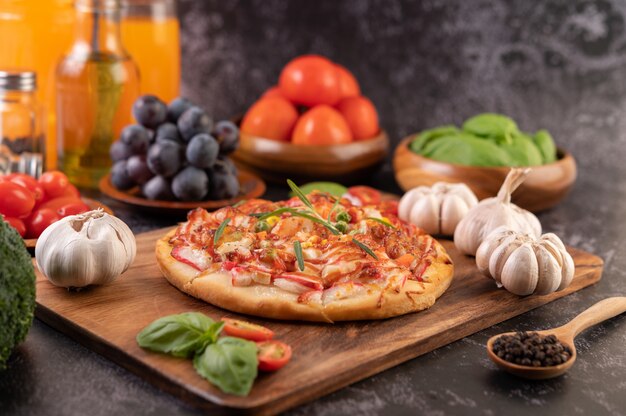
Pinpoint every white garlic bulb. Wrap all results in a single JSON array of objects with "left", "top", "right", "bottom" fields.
[
  {"left": 398, "top": 182, "right": 478, "bottom": 235},
  {"left": 453, "top": 168, "right": 541, "bottom": 255},
  {"left": 35, "top": 209, "right": 136, "bottom": 288},
  {"left": 476, "top": 227, "right": 575, "bottom": 296}
]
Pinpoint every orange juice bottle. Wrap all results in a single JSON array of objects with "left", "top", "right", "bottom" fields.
[
  {"left": 0, "top": 0, "right": 75, "bottom": 170},
  {"left": 121, "top": 0, "right": 180, "bottom": 103},
  {"left": 56, "top": 0, "right": 140, "bottom": 188}
]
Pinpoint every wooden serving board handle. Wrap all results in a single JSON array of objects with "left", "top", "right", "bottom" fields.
[{"left": 559, "top": 297, "right": 626, "bottom": 339}]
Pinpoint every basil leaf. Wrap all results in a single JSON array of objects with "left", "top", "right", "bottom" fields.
[
  {"left": 136, "top": 312, "right": 223, "bottom": 358},
  {"left": 533, "top": 129, "right": 557, "bottom": 164},
  {"left": 462, "top": 113, "right": 520, "bottom": 144},
  {"left": 193, "top": 336, "right": 258, "bottom": 396}
]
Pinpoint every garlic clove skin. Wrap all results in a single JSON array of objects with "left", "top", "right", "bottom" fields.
[
  {"left": 475, "top": 227, "right": 575, "bottom": 296},
  {"left": 500, "top": 243, "right": 539, "bottom": 296},
  {"left": 36, "top": 209, "right": 136, "bottom": 289},
  {"left": 398, "top": 182, "right": 478, "bottom": 236},
  {"left": 454, "top": 168, "right": 542, "bottom": 256}
]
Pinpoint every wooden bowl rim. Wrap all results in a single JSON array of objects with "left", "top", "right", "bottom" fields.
[
  {"left": 98, "top": 170, "right": 266, "bottom": 211},
  {"left": 24, "top": 197, "right": 114, "bottom": 248},
  {"left": 396, "top": 135, "right": 575, "bottom": 171},
  {"left": 239, "top": 129, "right": 389, "bottom": 151}
]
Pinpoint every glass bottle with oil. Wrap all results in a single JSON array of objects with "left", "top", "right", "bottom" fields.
[{"left": 56, "top": 0, "right": 139, "bottom": 188}]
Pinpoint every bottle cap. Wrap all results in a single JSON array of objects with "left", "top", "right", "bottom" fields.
[{"left": 0, "top": 70, "right": 36, "bottom": 92}]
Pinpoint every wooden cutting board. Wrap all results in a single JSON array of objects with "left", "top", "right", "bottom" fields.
[{"left": 34, "top": 227, "right": 603, "bottom": 415}]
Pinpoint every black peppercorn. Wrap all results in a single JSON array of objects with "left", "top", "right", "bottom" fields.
[{"left": 492, "top": 331, "right": 572, "bottom": 367}]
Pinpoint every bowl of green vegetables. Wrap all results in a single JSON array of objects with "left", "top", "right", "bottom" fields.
[{"left": 393, "top": 113, "right": 577, "bottom": 212}]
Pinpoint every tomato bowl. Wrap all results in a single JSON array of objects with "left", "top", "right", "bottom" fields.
[
  {"left": 392, "top": 136, "right": 577, "bottom": 212},
  {"left": 231, "top": 128, "right": 389, "bottom": 183}
]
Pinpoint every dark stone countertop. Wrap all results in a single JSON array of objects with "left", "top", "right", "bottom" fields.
[{"left": 2, "top": 0, "right": 626, "bottom": 415}]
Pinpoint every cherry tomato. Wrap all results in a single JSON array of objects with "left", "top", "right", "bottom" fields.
[
  {"left": 262, "top": 86, "right": 285, "bottom": 99},
  {"left": 2, "top": 216, "right": 26, "bottom": 237},
  {"left": 279, "top": 55, "right": 341, "bottom": 107},
  {"left": 241, "top": 97, "right": 299, "bottom": 142},
  {"left": 336, "top": 96, "right": 380, "bottom": 140},
  {"left": 291, "top": 105, "right": 353, "bottom": 145},
  {"left": 25, "top": 208, "right": 60, "bottom": 239},
  {"left": 222, "top": 318, "right": 275, "bottom": 342},
  {"left": 257, "top": 340, "right": 292, "bottom": 372},
  {"left": 335, "top": 64, "right": 360, "bottom": 99},
  {"left": 6, "top": 173, "right": 45, "bottom": 206},
  {"left": 0, "top": 182, "right": 36, "bottom": 218},
  {"left": 39, "top": 197, "right": 89, "bottom": 217},
  {"left": 346, "top": 186, "right": 382, "bottom": 206},
  {"left": 58, "top": 183, "right": 80, "bottom": 198},
  {"left": 39, "top": 171, "right": 70, "bottom": 199}
]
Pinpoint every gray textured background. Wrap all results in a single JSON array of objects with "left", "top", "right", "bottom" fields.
[{"left": 2, "top": 1, "right": 626, "bottom": 415}]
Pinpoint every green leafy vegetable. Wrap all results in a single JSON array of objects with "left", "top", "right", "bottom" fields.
[
  {"left": 293, "top": 241, "right": 305, "bottom": 271},
  {"left": 193, "top": 337, "right": 259, "bottom": 396},
  {"left": 214, "top": 218, "right": 231, "bottom": 246},
  {"left": 136, "top": 312, "right": 224, "bottom": 358},
  {"left": 410, "top": 113, "right": 556, "bottom": 167}
]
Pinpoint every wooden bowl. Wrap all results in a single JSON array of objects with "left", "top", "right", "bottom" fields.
[
  {"left": 98, "top": 170, "right": 266, "bottom": 214},
  {"left": 24, "top": 197, "right": 113, "bottom": 249},
  {"left": 393, "top": 137, "right": 577, "bottom": 212},
  {"left": 231, "top": 130, "right": 389, "bottom": 183}
]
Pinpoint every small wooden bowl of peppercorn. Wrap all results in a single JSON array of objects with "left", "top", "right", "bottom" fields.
[{"left": 393, "top": 137, "right": 577, "bottom": 213}]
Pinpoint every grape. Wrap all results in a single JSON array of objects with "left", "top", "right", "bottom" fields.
[
  {"left": 177, "top": 106, "right": 213, "bottom": 142},
  {"left": 208, "top": 169, "right": 239, "bottom": 200},
  {"left": 155, "top": 122, "right": 183, "bottom": 144},
  {"left": 126, "top": 155, "right": 154, "bottom": 185},
  {"left": 132, "top": 95, "right": 168, "bottom": 129},
  {"left": 110, "top": 160, "right": 135, "bottom": 190},
  {"left": 186, "top": 133, "right": 219, "bottom": 169},
  {"left": 142, "top": 175, "right": 175, "bottom": 200},
  {"left": 147, "top": 141, "right": 183, "bottom": 177},
  {"left": 214, "top": 156, "right": 238, "bottom": 176},
  {"left": 167, "top": 97, "right": 194, "bottom": 123},
  {"left": 120, "top": 124, "right": 151, "bottom": 154},
  {"left": 214, "top": 120, "right": 239, "bottom": 154},
  {"left": 172, "top": 166, "right": 209, "bottom": 201},
  {"left": 109, "top": 140, "right": 132, "bottom": 162}
]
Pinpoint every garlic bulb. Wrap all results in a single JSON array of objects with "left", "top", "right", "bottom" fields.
[
  {"left": 476, "top": 227, "right": 575, "bottom": 296},
  {"left": 35, "top": 209, "right": 136, "bottom": 288},
  {"left": 453, "top": 168, "right": 541, "bottom": 255},
  {"left": 398, "top": 182, "right": 478, "bottom": 235}
]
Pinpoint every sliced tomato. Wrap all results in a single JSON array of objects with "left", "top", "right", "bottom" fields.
[
  {"left": 346, "top": 186, "right": 381, "bottom": 206},
  {"left": 257, "top": 340, "right": 292, "bottom": 371},
  {"left": 222, "top": 318, "right": 274, "bottom": 342}
]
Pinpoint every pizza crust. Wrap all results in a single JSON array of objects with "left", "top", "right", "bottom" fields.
[{"left": 156, "top": 230, "right": 454, "bottom": 322}]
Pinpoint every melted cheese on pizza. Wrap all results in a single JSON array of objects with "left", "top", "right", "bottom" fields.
[{"left": 168, "top": 192, "right": 450, "bottom": 306}]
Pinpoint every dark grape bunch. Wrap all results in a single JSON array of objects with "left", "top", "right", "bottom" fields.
[{"left": 109, "top": 95, "right": 240, "bottom": 201}]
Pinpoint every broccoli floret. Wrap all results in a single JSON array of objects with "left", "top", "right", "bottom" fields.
[{"left": 0, "top": 217, "right": 36, "bottom": 369}]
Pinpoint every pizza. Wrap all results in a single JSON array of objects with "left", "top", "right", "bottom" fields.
[{"left": 155, "top": 192, "right": 454, "bottom": 322}]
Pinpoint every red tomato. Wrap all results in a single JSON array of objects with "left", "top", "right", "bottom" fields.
[
  {"left": 256, "top": 340, "right": 292, "bottom": 372},
  {"left": 39, "top": 171, "right": 70, "bottom": 199},
  {"left": 39, "top": 197, "right": 89, "bottom": 217},
  {"left": 222, "top": 318, "right": 275, "bottom": 342},
  {"left": 2, "top": 216, "right": 26, "bottom": 237},
  {"left": 336, "top": 96, "right": 380, "bottom": 140},
  {"left": 291, "top": 105, "right": 353, "bottom": 145},
  {"left": 6, "top": 173, "right": 45, "bottom": 206},
  {"left": 58, "top": 183, "right": 80, "bottom": 198},
  {"left": 241, "top": 97, "right": 299, "bottom": 142},
  {"left": 279, "top": 55, "right": 341, "bottom": 107},
  {"left": 335, "top": 64, "right": 361, "bottom": 98},
  {"left": 0, "top": 182, "right": 36, "bottom": 218},
  {"left": 346, "top": 186, "right": 382, "bottom": 206},
  {"left": 262, "top": 86, "right": 285, "bottom": 99},
  {"left": 25, "top": 208, "right": 60, "bottom": 238}
]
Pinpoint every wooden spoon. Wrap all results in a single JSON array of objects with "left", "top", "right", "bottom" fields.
[{"left": 487, "top": 297, "right": 626, "bottom": 379}]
